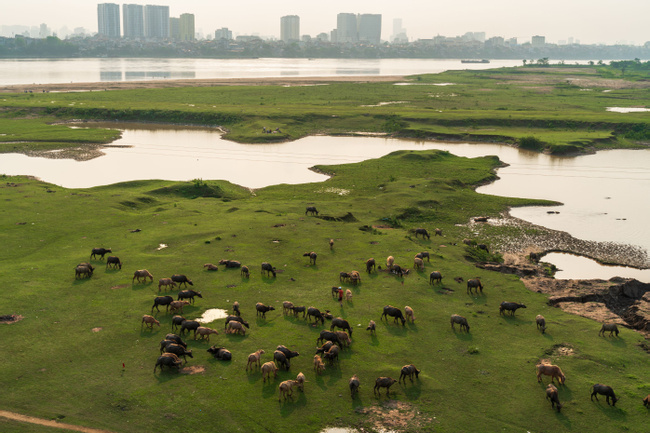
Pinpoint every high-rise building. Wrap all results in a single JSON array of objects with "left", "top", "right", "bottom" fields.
[
  {"left": 531, "top": 35, "right": 546, "bottom": 47},
  {"left": 214, "top": 28, "right": 232, "bottom": 40},
  {"left": 144, "top": 4, "right": 170, "bottom": 39},
  {"left": 358, "top": 14, "right": 381, "bottom": 45},
  {"left": 336, "top": 13, "right": 358, "bottom": 43},
  {"left": 97, "top": 3, "right": 120, "bottom": 38},
  {"left": 170, "top": 17, "right": 180, "bottom": 40},
  {"left": 179, "top": 13, "right": 195, "bottom": 42},
  {"left": 123, "top": 4, "right": 144, "bottom": 39},
  {"left": 280, "top": 15, "right": 300, "bottom": 42}
]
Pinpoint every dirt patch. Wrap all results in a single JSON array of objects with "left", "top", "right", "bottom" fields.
[
  {"left": 0, "top": 410, "right": 116, "bottom": 433},
  {"left": 0, "top": 314, "right": 24, "bottom": 324},
  {"left": 91, "top": 327, "right": 103, "bottom": 333},
  {"left": 181, "top": 365, "right": 205, "bottom": 375},
  {"left": 357, "top": 400, "right": 435, "bottom": 431},
  {"left": 110, "top": 284, "right": 129, "bottom": 290}
]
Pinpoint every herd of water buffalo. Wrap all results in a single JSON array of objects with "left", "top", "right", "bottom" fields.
[{"left": 77, "top": 224, "right": 649, "bottom": 408}]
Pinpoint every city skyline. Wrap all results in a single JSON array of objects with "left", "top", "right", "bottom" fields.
[{"left": 1, "top": 0, "right": 648, "bottom": 45}]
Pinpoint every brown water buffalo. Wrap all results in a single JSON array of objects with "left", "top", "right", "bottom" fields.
[{"left": 536, "top": 363, "right": 566, "bottom": 385}]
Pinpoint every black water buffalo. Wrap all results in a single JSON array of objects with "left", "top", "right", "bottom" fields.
[
  {"left": 218, "top": 259, "right": 241, "bottom": 268},
  {"left": 499, "top": 301, "right": 527, "bottom": 316},
  {"left": 261, "top": 262, "right": 276, "bottom": 277},
  {"left": 429, "top": 271, "right": 442, "bottom": 285},
  {"left": 546, "top": 384, "right": 562, "bottom": 412},
  {"left": 163, "top": 343, "right": 193, "bottom": 362},
  {"left": 365, "top": 258, "right": 376, "bottom": 273},
  {"left": 330, "top": 317, "right": 353, "bottom": 336},
  {"left": 591, "top": 384, "right": 618, "bottom": 406},
  {"left": 466, "top": 278, "right": 483, "bottom": 294},
  {"left": 317, "top": 330, "right": 341, "bottom": 346},
  {"left": 414, "top": 228, "right": 430, "bottom": 240},
  {"left": 291, "top": 305, "right": 306, "bottom": 318},
  {"left": 349, "top": 375, "right": 360, "bottom": 397},
  {"left": 276, "top": 345, "right": 300, "bottom": 360},
  {"left": 154, "top": 355, "right": 181, "bottom": 372},
  {"left": 75, "top": 264, "right": 93, "bottom": 279},
  {"left": 106, "top": 256, "right": 122, "bottom": 269},
  {"left": 164, "top": 333, "right": 187, "bottom": 348},
  {"left": 305, "top": 206, "right": 319, "bottom": 216},
  {"left": 90, "top": 247, "right": 112, "bottom": 260},
  {"left": 256, "top": 302, "right": 275, "bottom": 318},
  {"left": 303, "top": 251, "right": 317, "bottom": 265},
  {"left": 381, "top": 305, "right": 406, "bottom": 326},
  {"left": 207, "top": 346, "right": 232, "bottom": 360},
  {"left": 179, "top": 320, "right": 201, "bottom": 338},
  {"left": 170, "top": 315, "right": 186, "bottom": 332},
  {"left": 374, "top": 377, "right": 397, "bottom": 396},
  {"left": 307, "top": 307, "right": 325, "bottom": 325},
  {"left": 151, "top": 296, "right": 174, "bottom": 313},
  {"left": 177, "top": 289, "right": 202, "bottom": 304},
  {"left": 273, "top": 350, "right": 291, "bottom": 370},
  {"left": 415, "top": 251, "right": 430, "bottom": 262},
  {"left": 171, "top": 274, "right": 193, "bottom": 288},
  {"left": 399, "top": 364, "right": 421, "bottom": 383}
]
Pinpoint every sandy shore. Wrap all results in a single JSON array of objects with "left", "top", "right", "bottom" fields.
[{"left": 0, "top": 75, "right": 406, "bottom": 93}]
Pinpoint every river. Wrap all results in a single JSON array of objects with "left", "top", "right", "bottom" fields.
[
  {"left": 0, "top": 58, "right": 525, "bottom": 85},
  {"left": 0, "top": 124, "right": 648, "bottom": 281}
]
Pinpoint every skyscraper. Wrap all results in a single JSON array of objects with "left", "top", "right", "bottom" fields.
[
  {"left": 97, "top": 3, "right": 121, "bottom": 38},
  {"left": 336, "top": 13, "right": 357, "bottom": 43},
  {"left": 280, "top": 15, "right": 300, "bottom": 42},
  {"left": 179, "top": 13, "right": 195, "bottom": 42},
  {"left": 358, "top": 14, "right": 381, "bottom": 45},
  {"left": 123, "top": 4, "right": 144, "bottom": 39},
  {"left": 144, "top": 4, "right": 170, "bottom": 39}
]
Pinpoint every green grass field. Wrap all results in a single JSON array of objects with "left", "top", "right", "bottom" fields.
[
  {"left": 1, "top": 65, "right": 649, "bottom": 156},
  {"left": 2, "top": 149, "right": 649, "bottom": 433}
]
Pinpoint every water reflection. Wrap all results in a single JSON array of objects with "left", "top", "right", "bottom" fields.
[{"left": 544, "top": 252, "right": 650, "bottom": 282}]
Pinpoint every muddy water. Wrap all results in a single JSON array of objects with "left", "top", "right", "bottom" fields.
[{"left": 1, "top": 124, "right": 648, "bottom": 279}]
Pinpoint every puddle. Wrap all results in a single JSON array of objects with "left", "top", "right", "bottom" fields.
[
  {"left": 196, "top": 308, "right": 229, "bottom": 323},
  {"left": 606, "top": 107, "right": 650, "bottom": 113},
  {"left": 544, "top": 252, "right": 650, "bottom": 282}
]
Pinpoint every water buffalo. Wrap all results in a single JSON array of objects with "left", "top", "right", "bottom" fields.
[
  {"left": 218, "top": 259, "right": 241, "bottom": 268},
  {"left": 151, "top": 296, "right": 174, "bottom": 313},
  {"left": 106, "top": 256, "right": 122, "bottom": 269},
  {"left": 466, "top": 278, "right": 483, "bottom": 294},
  {"left": 374, "top": 377, "right": 397, "bottom": 396},
  {"left": 154, "top": 354, "right": 181, "bottom": 372},
  {"left": 207, "top": 346, "right": 232, "bottom": 361},
  {"left": 331, "top": 317, "right": 353, "bottom": 336},
  {"left": 303, "top": 251, "right": 317, "bottom": 265},
  {"left": 415, "top": 251, "right": 430, "bottom": 262},
  {"left": 177, "top": 289, "right": 202, "bottom": 304},
  {"left": 381, "top": 305, "right": 406, "bottom": 326},
  {"left": 171, "top": 274, "right": 193, "bottom": 288},
  {"left": 224, "top": 315, "right": 249, "bottom": 329},
  {"left": 305, "top": 206, "right": 319, "bottom": 216},
  {"left": 273, "top": 350, "right": 291, "bottom": 370},
  {"left": 546, "top": 384, "right": 562, "bottom": 412},
  {"left": 591, "top": 384, "right": 618, "bottom": 406},
  {"left": 90, "top": 247, "right": 112, "bottom": 260},
  {"left": 536, "top": 315, "right": 546, "bottom": 334},
  {"left": 414, "top": 228, "right": 430, "bottom": 240},
  {"left": 74, "top": 264, "right": 93, "bottom": 279},
  {"left": 429, "top": 271, "right": 443, "bottom": 285},
  {"left": 261, "top": 262, "right": 276, "bottom": 277},
  {"left": 307, "top": 307, "right": 325, "bottom": 325},
  {"left": 256, "top": 302, "right": 275, "bottom": 318},
  {"left": 450, "top": 314, "right": 470, "bottom": 332},
  {"left": 179, "top": 320, "right": 201, "bottom": 338},
  {"left": 317, "top": 330, "right": 341, "bottom": 346},
  {"left": 133, "top": 269, "right": 153, "bottom": 283},
  {"left": 163, "top": 343, "right": 193, "bottom": 363},
  {"left": 536, "top": 363, "right": 566, "bottom": 385},
  {"left": 399, "top": 364, "right": 421, "bottom": 383},
  {"left": 599, "top": 323, "right": 620, "bottom": 337},
  {"left": 349, "top": 375, "right": 360, "bottom": 398},
  {"left": 365, "top": 258, "right": 376, "bottom": 273},
  {"left": 500, "top": 302, "right": 527, "bottom": 316}
]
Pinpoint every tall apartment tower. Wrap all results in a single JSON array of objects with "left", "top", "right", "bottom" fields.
[
  {"left": 97, "top": 3, "right": 121, "bottom": 38},
  {"left": 179, "top": 13, "right": 195, "bottom": 41},
  {"left": 144, "top": 4, "right": 170, "bottom": 39},
  {"left": 123, "top": 4, "right": 144, "bottom": 39},
  {"left": 215, "top": 28, "right": 232, "bottom": 40},
  {"left": 358, "top": 14, "right": 381, "bottom": 45},
  {"left": 336, "top": 13, "right": 358, "bottom": 43},
  {"left": 280, "top": 15, "right": 300, "bottom": 42}
]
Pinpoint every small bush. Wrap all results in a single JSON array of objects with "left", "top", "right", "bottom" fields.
[{"left": 518, "top": 136, "right": 545, "bottom": 151}]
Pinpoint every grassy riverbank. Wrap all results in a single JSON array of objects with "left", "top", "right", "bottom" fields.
[
  {"left": 1, "top": 65, "right": 649, "bottom": 156},
  {"left": 2, "top": 150, "right": 649, "bottom": 433}
]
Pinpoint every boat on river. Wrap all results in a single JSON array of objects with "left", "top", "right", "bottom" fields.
[{"left": 461, "top": 59, "right": 490, "bottom": 64}]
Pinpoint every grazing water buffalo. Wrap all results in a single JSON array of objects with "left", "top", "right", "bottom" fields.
[
  {"left": 366, "top": 320, "right": 376, "bottom": 334},
  {"left": 305, "top": 206, "right": 319, "bottom": 216},
  {"left": 179, "top": 320, "right": 201, "bottom": 338},
  {"left": 414, "top": 228, "right": 430, "bottom": 240},
  {"left": 429, "top": 271, "right": 443, "bottom": 285},
  {"left": 500, "top": 302, "right": 527, "bottom": 316},
  {"left": 331, "top": 317, "right": 353, "bottom": 336},
  {"left": 317, "top": 330, "right": 341, "bottom": 346},
  {"left": 323, "top": 345, "right": 340, "bottom": 364},
  {"left": 171, "top": 315, "right": 186, "bottom": 332},
  {"left": 536, "top": 363, "right": 566, "bottom": 385},
  {"left": 349, "top": 375, "right": 360, "bottom": 398},
  {"left": 163, "top": 343, "right": 193, "bottom": 362},
  {"left": 225, "top": 315, "right": 249, "bottom": 329},
  {"left": 366, "top": 258, "right": 376, "bottom": 273},
  {"left": 171, "top": 274, "right": 193, "bottom": 288},
  {"left": 276, "top": 345, "right": 300, "bottom": 361},
  {"left": 106, "top": 256, "right": 122, "bottom": 269},
  {"left": 151, "top": 296, "right": 174, "bottom": 313},
  {"left": 164, "top": 333, "right": 187, "bottom": 348},
  {"left": 591, "top": 384, "right": 618, "bottom": 406},
  {"left": 399, "top": 365, "right": 421, "bottom": 383},
  {"left": 416, "top": 251, "right": 430, "bottom": 262},
  {"left": 381, "top": 305, "right": 406, "bottom": 326},
  {"left": 374, "top": 377, "right": 397, "bottom": 396},
  {"left": 133, "top": 269, "right": 154, "bottom": 283},
  {"left": 599, "top": 323, "right": 620, "bottom": 337},
  {"left": 75, "top": 264, "right": 93, "bottom": 279},
  {"left": 273, "top": 350, "right": 291, "bottom": 370},
  {"left": 536, "top": 315, "right": 547, "bottom": 334},
  {"left": 154, "top": 354, "right": 181, "bottom": 372},
  {"left": 291, "top": 305, "right": 306, "bottom": 318},
  {"left": 261, "top": 262, "right": 276, "bottom": 277},
  {"left": 158, "top": 278, "right": 176, "bottom": 292},
  {"left": 466, "top": 278, "right": 483, "bottom": 294},
  {"left": 450, "top": 314, "right": 470, "bottom": 332},
  {"left": 643, "top": 394, "right": 650, "bottom": 407},
  {"left": 390, "top": 265, "right": 408, "bottom": 277},
  {"left": 240, "top": 266, "right": 250, "bottom": 277},
  {"left": 546, "top": 384, "right": 562, "bottom": 412},
  {"left": 255, "top": 302, "right": 275, "bottom": 318},
  {"left": 303, "top": 251, "right": 317, "bottom": 265},
  {"left": 177, "top": 289, "right": 202, "bottom": 304},
  {"left": 307, "top": 307, "right": 325, "bottom": 325},
  {"left": 90, "top": 248, "right": 112, "bottom": 260}
]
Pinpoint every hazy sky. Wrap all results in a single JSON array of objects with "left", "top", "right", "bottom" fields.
[{"left": 2, "top": 0, "right": 648, "bottom": 45}]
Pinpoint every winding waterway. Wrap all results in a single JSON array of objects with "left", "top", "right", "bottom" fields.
[{"left": 0, "top": 123, "right": 648, "bottom": 281}]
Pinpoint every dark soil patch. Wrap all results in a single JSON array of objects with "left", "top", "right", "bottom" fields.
[{"left": 0, "top": 314, "right": 24, "bottom": 324}]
